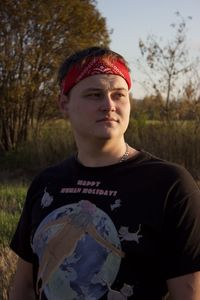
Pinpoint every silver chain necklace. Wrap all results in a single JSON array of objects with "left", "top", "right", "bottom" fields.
[
  {"left": 76, "top": 143, "right": 129, "bottom": 164},
  {"left": 119, "top": 143, "right": 129, "bottom": 162}
]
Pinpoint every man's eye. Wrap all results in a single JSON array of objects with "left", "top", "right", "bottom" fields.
[
  {"left": 114, "top": 92, "right": 126, "bottom": 98},
  {"left": 85, "top": 93, "right": 101, "bottom": 98}
]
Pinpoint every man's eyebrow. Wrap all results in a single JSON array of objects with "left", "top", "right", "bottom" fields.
[
  {"left": 82, "top": 87, "right": 128, "bottom": 92},
  {"left": 112, "top": 88, "right": 128, "bottom": 91},
  {"left": 83, "top": 88, "right": 103, "bottom": 92}
]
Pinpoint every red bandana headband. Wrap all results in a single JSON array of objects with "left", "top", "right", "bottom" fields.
[{"left": 61, "top": 57, "right": 132, "bottom": 95}]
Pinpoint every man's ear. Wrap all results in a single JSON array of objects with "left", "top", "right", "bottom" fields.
[{"left": 58, "top": 94, "right": 70, "bottom": 117}]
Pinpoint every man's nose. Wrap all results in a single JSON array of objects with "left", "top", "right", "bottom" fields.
[{"left": 100, "top": 93, "right": 116, "bottom": 111}]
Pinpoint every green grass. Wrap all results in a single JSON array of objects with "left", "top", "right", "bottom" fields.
[
  {"left": 0, "top": 184, "right": 27, "bottom": 213},
  {"left": 0, "top": 211, "right": 20, "bottom": 246},
  {"left": 0, "top": 184, "right": 26, "bottom": 247}
]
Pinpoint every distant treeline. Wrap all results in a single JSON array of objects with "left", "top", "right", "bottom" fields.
[{"left": 131, "top": 94, "right": 200, "bottom": 122}]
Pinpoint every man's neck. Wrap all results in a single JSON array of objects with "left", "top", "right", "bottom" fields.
[{"left": 75, "top": 139, "right": 138, "bottom": 167}]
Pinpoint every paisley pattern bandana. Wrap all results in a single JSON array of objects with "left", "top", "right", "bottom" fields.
[{"left": 61, "top": 57, "right": 132, "bottom": 95}]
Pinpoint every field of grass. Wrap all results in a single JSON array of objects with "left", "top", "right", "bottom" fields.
[
  {"left": 1, "top": 119, "right": 200, "bottom": 178},
  {"left": 0, "top": 184, "right": 26, "bottom": 246},
  {"left": 0, "top": 184, "right": 26, "bottom": 300}
]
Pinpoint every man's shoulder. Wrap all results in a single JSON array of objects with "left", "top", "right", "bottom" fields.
[
  {"left": 28, "top": 156, "right": 76, "bottom": 190},
  {"left": 136, "top": 150, "right": 194, "bottom": 181},
  {"left": 40, "top": 156, "right": 75, "bottom": 176}
]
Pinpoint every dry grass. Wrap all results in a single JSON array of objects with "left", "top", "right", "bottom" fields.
[{"left": 0, "top": 246, "right": 18, "bottom": 300}]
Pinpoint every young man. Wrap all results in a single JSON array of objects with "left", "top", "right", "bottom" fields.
[{"left": 10, "top": 47, "right": 200, "bottom": 300}]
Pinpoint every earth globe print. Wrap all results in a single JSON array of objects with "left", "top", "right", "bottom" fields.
[{"left": 32, "top": 200, "right": 122, "bottom": 300}]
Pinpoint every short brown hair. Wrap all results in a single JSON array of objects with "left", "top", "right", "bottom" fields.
[{"left": 58, "top": 46, "right": 130, "bottom": 87}]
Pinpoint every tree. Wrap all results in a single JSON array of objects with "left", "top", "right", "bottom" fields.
[
  {"left": 0, "top": 0, "right": 110, "bottom": 151},
  {"left": 131, "top": 94, "right": 164, "bottom": 120},
  {"left": 138, "top": 12, "right": 194, "bottom": 121},
  {"left": 181, "top": 71, "right": 200, "bottom": 127}
]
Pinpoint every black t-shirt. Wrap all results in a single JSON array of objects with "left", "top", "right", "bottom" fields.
[{"left": 10, "top": 150, "right": 200, "bottom": 300}]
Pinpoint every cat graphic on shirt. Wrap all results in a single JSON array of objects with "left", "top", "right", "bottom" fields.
[
  {"left": 107, "top": 283, "right": 134, "bottom": 300},
  {"left": 118, "top": 224, "right": 142, "bottom": 243}
]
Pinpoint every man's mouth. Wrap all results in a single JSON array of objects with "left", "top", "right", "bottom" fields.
[{"left": 96, "top": 117, "right": 118, "bottom": 123}]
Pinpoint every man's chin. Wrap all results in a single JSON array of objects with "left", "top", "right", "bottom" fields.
[{"left": 94, "top": 131, "right": 121, "bottom": 140}]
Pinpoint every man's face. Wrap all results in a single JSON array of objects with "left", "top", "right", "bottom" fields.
[{"left": 60, "top": 74, "right": 131, "bottom": 143}]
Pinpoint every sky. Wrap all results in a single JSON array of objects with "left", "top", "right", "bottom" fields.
[{"left": 96, "top": 0, "right": 200, "bottom": 98}]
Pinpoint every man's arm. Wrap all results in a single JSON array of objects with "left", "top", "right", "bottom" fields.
[
  {"left": 167, "top": 271, "right": 200, "bottom": 300},
  {"left": 9, "top": 257, "right": 35, "bottom": 300}
]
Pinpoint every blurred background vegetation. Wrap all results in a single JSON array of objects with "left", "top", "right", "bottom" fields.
[{"left": 0, "top": 1, "right": 199, "bottom": 299}]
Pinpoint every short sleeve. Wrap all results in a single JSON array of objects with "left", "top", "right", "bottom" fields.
[
  {"left": 162, "top": 166, "right": 200, "bottom": 279},
  {"left": 10, "top": 176, "right": 41, "bottom": 263}
]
